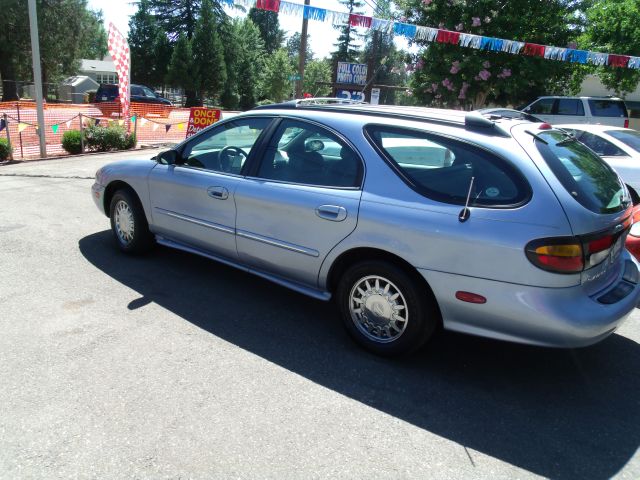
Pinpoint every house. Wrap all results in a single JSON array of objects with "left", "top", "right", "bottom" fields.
[{"left": 79, "top": 56, "right": 118, "bottom": 84}]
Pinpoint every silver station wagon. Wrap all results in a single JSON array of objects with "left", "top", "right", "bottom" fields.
[{"left": 92, "top": 102, "right": 640, "bottom": 356}]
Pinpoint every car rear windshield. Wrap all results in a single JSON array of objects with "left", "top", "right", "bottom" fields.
[
  {"left": 535, "top": 130, "right": 626, "bottom": 213},
  {"left": 366, "top": 126, "right": 530, "bottom": 207},
  {"left": 588, "top": 100, "right": 628, "bottom": 118},
  {"left": 606, "top": 129, "right": 640, "bottom": 152}
]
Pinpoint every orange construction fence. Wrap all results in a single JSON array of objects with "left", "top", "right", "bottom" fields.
[{"left": 0, "top": 101, "right": 237, "bottom": 160}]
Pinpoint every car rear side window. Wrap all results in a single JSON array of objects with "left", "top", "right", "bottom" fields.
[
  {"left": 556, "top": 99, "right": 585, "bottom": 116},
  {"left": 529, "top": 98, "right": 554, "bottom": 114},
  {"left": 588, "top": 100, "right": 628, "bottom": 117},
  {"left": 366, "top": 126, "right": 530, "bottom": 207},
  {"left": 607, "top": 129, "right": 640, "bottom": 151},
  {"left": 535, "top": 130, "right": 626, "bottom": 213}
]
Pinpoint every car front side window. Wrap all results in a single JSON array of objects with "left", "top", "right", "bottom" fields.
[{"left": 180, "top": 118, "right": 271, "bottom": 174}]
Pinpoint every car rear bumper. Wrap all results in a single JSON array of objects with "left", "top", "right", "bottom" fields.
[
  {"left": 91, "top": 182, "right": 106, "bottom": 215},
  {"left": 418, "top": 252, "right": 640, "bottom": 347}
]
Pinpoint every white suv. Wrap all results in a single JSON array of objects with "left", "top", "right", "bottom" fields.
[{"left": 522, "top": 96, "right": 629, "bottom": 128}]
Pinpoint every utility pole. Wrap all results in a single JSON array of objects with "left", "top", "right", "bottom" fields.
[
  {"left": 28, "top": 0, "right": 46, "bottom": 158},
  {"left": 295, "top": 0, "right": 311, "bottom": 98}
]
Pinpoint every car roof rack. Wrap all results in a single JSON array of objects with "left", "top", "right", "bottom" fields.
[
  {"left": 252, "top": 101, "right": 511, "bottom": 137},
  {"left": 253, "top": 97, "right": 366, "bottom": 110}
]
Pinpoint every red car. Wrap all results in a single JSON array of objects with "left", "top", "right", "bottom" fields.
[{"left": 627, "top": 205, "right": 640, "bottom": 261}]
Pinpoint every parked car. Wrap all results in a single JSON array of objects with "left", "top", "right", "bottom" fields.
[
  {"left": 95, "top": 83, "right": 172, "bottom": 106},
  {"left": 522, "top": 96, "right": 629, "bottom": 128},
  {"left": 557, "top": 124, "right": 640, "bottom": 202},
  {"left": 626, "top": 205, "right": 640, "bottom": 261},
  {"left": 91, "top": 102, "right": 640, "bottom": 356},
  {"left": 95, "top": 83, "right": 173, "bottom": 118}
]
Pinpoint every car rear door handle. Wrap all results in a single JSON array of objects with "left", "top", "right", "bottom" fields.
[
  {"left": 316, "top": 205, "right": 347, "bottom": 222},
  {"left": 207, "top": 186, "right": 229, "bottom": 200}
]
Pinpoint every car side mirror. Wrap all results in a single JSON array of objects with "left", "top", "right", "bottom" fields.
[
  {"left": 523, "top": 107, "right": 531, "bottom": 113},
  {"left": 157, "top": 150, "right": 178, "bottom": 165}
]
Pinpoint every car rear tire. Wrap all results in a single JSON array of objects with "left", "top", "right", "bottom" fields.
[
  {"left": 336, "top": 260, "right": 438, "bottom": 356},
  {"left": 109, "top": 189, "right": 154, "bottom": 254}
]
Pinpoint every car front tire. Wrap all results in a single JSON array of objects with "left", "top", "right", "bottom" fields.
[
  {"left": 336, "top": 260, "right": 438, "bottom": 356},
  {"left": 109, "top": 189, "right": 154, "bottom": 254}
]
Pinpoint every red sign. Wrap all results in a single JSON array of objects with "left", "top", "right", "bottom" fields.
[{"left": 186, "top": 107, "right": 221, "bottom": 138}]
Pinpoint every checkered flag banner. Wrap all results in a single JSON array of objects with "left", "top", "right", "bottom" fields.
[{"left": 107, "top": 22, "right": 131, "bottom": 122}]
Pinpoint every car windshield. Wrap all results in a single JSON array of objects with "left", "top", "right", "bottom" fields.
[
  {"left": 606, "top": 129, "right": 640, "bottom": 152},
  {"left": 535, "top": 130, "right": 626, "bottom": 213}
]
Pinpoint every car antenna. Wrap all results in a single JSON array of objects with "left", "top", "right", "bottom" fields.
[{"left": 459, "top": 176, "right": 475, "bottom": 222}]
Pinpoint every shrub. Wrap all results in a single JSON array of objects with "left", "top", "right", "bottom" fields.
[
  {"left": 255, "top": 99, "right": 275, "bottom": 106},
  {"left": 62, "top": 130, "right": 82, "bottom": 154},
  {"left": 84, "top": 124, "right": 136, "bottom": 152},
  {"left": 0, "top": 138, "right": 12, "bottom": 160}
]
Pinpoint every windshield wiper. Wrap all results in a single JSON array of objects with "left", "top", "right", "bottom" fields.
[{"left": 525, "top": 130, "right": 548, "bottom": 144}]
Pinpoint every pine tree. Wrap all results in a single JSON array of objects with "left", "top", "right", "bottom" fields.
[
  {"left": 192, "top": 0, "right": 227, "bottom": 103},
  {"left": 248, "top": 8, "right": 284, "bottom": 55},
  {"left": 148, "top": 0, "right": 226, "bottom": 40},
  {"left": 153, "top": 31, "right": 173, "bottom": 95},
  {"left": 166, "top": 34, "right": 196, "bottom": 98},
  {"left": 332, "top": 0, "right": 366, "bottom": 63},
  {"left": 128, "top": 0, "right": 160, "bottom": 86},
  {"left": 236, "top": 19, "right": 266, "bottom": 109}
]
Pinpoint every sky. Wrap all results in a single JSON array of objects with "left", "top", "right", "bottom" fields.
[{"left": 86, "top": 0, "right": 412, "bottom": 60}]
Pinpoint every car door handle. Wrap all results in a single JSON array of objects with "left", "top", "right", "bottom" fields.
[
  {"left": 207, "top": 186, "right": 228, "bottom": 200},
  {"left": 316, "top": 205, "right": 347, "bottom": 222}
]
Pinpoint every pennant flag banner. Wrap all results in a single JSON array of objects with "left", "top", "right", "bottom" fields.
[
  {"left": 152, "top": 122, "right": 159, "bottom": 131},
  {"left": 249, "top": 0, "right": 640, "bottom": 70},
  {"left": 17, "top": 123, "right": 28, "bottom": 133},
  {"left": 131, "top": 115, "right": 137, "bottom": 124},
  {"left": 177, "top": 123, "right": 184, "bottom": 131},
  {"left": 66, "top": 120, "right": 71, "bottom": 129},
  {"left": 140, "top": 118, "right": 147, "bottom": 127},
  {"left": 52, "top": 124, "right": 59, "bottom": 134},
  {"left": 165, "top": 124, "right": 171, "bottom": 133},
  {"left": 95, "top": 119, "right": 101, "bottom": 126},
  {"left": 0, "top": 119, "right": 5, "bottom": 132},
  {"left": 118, "top": 120, "right": 124, "bottom": 126}
]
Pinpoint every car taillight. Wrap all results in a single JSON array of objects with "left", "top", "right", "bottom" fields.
[
  {"left": 526, "top": 239, "right": 583, "bottom": 273},
  {"left": 526, "top": 221, "right": 630, "bottom": 274},
  {"left": 585, "top": 235, "right": 614, "bottom": 268},
  {"left": 624, "top": 119, "right": 629, "bottom": 128}
]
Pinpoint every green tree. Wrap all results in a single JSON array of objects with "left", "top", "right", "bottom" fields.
[
  {"left": 236, "top": 19, "right": 267, "bottom": 109},
  {"left": 332, "top": 0, "right": 366, "bottom": 63},
  {"left": 285, "top": 32, "right": 313, "bottom": 68},
  {"left": 192, "top": 0, "right": 226, "bottom": 104},
  {"left": 261, "top": 48, "right": 294, "bottom": 102},
  {"left": 248, "top": 7, "right": 284, "bottom": 55},
  {"left": 128, "top": 0, "right": 160, "bottom": 86},
  {"left": 153, "top": 31, "right": 173, "bottom": 94},
  {"left": 166, "top": 33, "right": 197, "bottom": 103},
  {"left": 303, "top": 59, "right": 331, "bottom": 97},
  {"left": 0, "top": 0, "right": 107, "bottom": 100},
  {"left": 399, "top": 0, "right": 588, "bottom": 108},
  {"left": 148, "top": 0, "right": 226, "bottom": 40},
  {"left": 581, "top": 0, "right": 640, "bottom": 95}
]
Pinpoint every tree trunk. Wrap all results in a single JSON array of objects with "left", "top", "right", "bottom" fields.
[
  {"left": 0, "top": 63, "right": 19, "bottom": 101},
  {"left": 184, "top": 89, "right": 201, "bottom": 107}
]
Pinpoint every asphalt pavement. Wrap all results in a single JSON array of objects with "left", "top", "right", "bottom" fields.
[{"left": 1, "top": 150, "right": 639, "bottom": 479}]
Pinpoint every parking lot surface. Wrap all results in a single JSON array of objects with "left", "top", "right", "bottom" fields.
[{"left": 1, "top": 150, "right": 639, "bottom": 479}]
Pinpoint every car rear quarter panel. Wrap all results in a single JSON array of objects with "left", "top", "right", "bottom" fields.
[{"left": 317, "top": 118, "right": 578, "bottom": 290}]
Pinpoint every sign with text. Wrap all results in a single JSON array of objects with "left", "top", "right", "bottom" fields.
[
  {"left": 336, "top": 62, "right": 368, "bottom": 85},
  {"left": 186, "top": 107, "right": 221, "bottom": 138}
]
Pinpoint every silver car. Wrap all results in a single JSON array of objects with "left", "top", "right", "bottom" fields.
[{"left": 91, "top": 103, "right": 640, "bottom": 356}]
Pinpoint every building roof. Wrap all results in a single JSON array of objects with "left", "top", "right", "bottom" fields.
[{"left": 80, "top": 59, "right": 116, "bottom": 73}]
